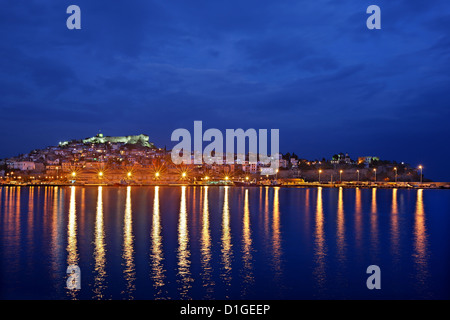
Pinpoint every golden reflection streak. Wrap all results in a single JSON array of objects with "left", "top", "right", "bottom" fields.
[
  {"left": 93, "top": 186, "right": 107, "bottom": 299},
  {"left": 122, "top": 186, "right": 135, "bottom": 299},
  {"left": 336, "top": 187, "right": 346, "bottom": 263},
  {"left": 264, "top": 186, "right": 269, "bottom": 239},
  {"left": 0, "top": 187, "right": 2, "bottom": 223},
  {"left": 355, "top": 187, "right": 363, "bottom": 249},
  {"left": 414, "top": 189, "right": 429, "bottom": 291},
  {"left": 27, "top": 187, "right": 34, "bottom": 250},
  {"left": 390, "top": 188, "right": 400, "bottom": 262},
  {"left": 42, "top": 188, "right": 50, "bottom": 231},
  {"left": 50, "top": 187, "right": 63, "bottom": 285},
  {"left": 241, "top": 188, "right": 254, "bottom": 296},
  {"left": 272, "top": 187, "right": 282, "bottom": 277},
  {"left": 221, "top": 186, "right": 233, "bottom": 295},
  {"left": 3, "top": 187, "right": 19, "bottom": 277},
  {"left": 304, "top": 189, "right": 310, "bottom": 234},
  {"left": 66, "top": 186, "right": 79, "bottom": 299},
  {"left": 200, "top": 186, "right": 214, "bottom": 298},
  {"left": 2, "top": 186, "right": 7, "bottom": 223},
  {"left": 4, "top": 187, "right": 11, "bottom": 226},
  {"left": 151, "top": 186, "right": 166, "bottom": 298},
  {"left": 80, "top": 188, "right": 86, "bottom": 239},
  {"left": 15, "top": 187, "right": 21, "bottom": 240},
  {"left": 9, "top": 187, "right": 16, "bottom": 235},
  {"left": 43, "top": 187, "right": 47, "bottom": 219},
  {"left": 370, "top": 188, "right": 379, "bottom": 256},
  {"left": 259, "top": 187, "right": 263, "bottom": 219},
  {"left": 177, "top": 186, "right": 192, "bottom": 299},
  {"left": 313, "top": 187, "right": 327, "bottom": 293},
  {"left": 4, "top": 187, "right": 11, "bottom": 230}
]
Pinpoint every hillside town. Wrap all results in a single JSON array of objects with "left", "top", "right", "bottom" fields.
[{"left": 0, "top": 133, "right": 439, "bottom": 188}]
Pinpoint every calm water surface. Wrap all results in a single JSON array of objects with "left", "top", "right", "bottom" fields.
[{"left": 1, "top": 186, "right": 449, "bottom": 299}]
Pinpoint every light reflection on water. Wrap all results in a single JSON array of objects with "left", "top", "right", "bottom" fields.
[
  {"left": 221, "top": 186, "right": 233, "bottom": 297},
  {"left": 241, "top": 188, "right": 253, "bottom": 297},
  {"left": 177, "top": 186, "right": 192, "bottom": 299},
  {"left": 150, "top": 186, "right": 166, "bottom": 299},
  {"left": 313, "top": 187, "right": 327, "bottom": 294},
  {"left": 0, "top": 185, "right": 448, "bottom": 300},
  {"left": 66, "top": 186, "right": 79, "bottom": 299},
  {"left": 336, "top": 187, "right": 346, "bottom": 264},
  {"left": 370, "top": 188, "right": 379, "bottom": 259},
  {"left": 93, "top": 186, "right": 106, "bottom": 299},
  {"left": 200, "top": 186, "right": 214, "bottom": 298},
  {"left": 414, "top": 189, "right": 429, "bottom": 295},
  {"left": 122, "top": 186, "right": 135, "bottom": 299},
  {"left": 390, "top": 188, "right": 400, "bottom": 264}
]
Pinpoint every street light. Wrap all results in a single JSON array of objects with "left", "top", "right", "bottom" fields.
[
  {"left": 71, "top": 172, "right": 76, "bottom": 178},
  {"left": 339, "top": 170, "right": 343, "bottom": 182},
  {"left": 356, "top": 169, "right": 360, "bottom": 182},
  {"left": 373, "top": 168, "right": 377, "bottom": 182},
  {"left": 394, "top": 167, "right": 397, "bottom": 183},
  {"left": 319, "top": 169, "right": 322, "bottom": 183},
  {"left": 182, "top": 172, "right": 187, "bottom": 179},
  {"left": 418, "top": 165, "right": 423, "bottom": 183},
  {"left": 127, "top": 172, "right": 132, "bottom": 178},
  {"left": 99, "top": 171, "right": 104, "bottom": 178},
  {"left": 155, "top": 172, "right": 160, "bottom": 178}
]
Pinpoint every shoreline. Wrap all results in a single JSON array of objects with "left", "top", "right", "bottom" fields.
[{"left": 1, "top": 181, "right": 449, "bottom": 189}]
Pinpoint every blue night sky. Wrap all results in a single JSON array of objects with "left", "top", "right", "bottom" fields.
[{"left": 1, "top": 0, "right": 450, "bottom": 180}]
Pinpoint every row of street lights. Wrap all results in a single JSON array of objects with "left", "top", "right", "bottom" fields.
[
  {"left": 317, "top": 166, "right": 424, "bottom": 183},
  {"left": 67, "top": 165, "right": 426, "bottom": 184},
  {"left": 69, "top": 170, "right": 234, "bottom": 181}
]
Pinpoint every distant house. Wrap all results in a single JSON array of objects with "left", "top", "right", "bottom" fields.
[
  {"left": 331, "top": 153, "right": 352, "bottom": 165},
  {"left": 358, "top": 156, "right": 380, "bottom": 166},
  {"left": 242, "top": 161, "right": 258, "bottom": 173},
  {"left": 46, "top": 158, "right": 60, "bottom": 165},
  {"left": 279, "top": 159, "right": 288, "bottom": 168},
  {"left": 8, "top": 161, "right": 36, "bottom": 171},
  {"left": 290, "top": 158, "right": 298, "bottom": 167}
]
